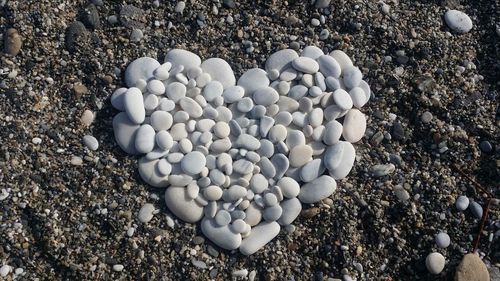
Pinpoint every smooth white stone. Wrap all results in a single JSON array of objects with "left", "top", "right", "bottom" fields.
[
  {"left": 201, "top": 217, "right": 242, "bottom": 250},
  {"left": 179, "top": 97, "right": 203, "bottom": 118},
  {"left": 165, "top": 49, "right": 202, "bottom": 71},
  {"left": 263, "top": 205, "right": 282, "bottom": 221},
  {"left": 276, "top": 177, "right": 300, "bottom": 198},
  {"left": 201, "top": 58, "right": 236, "bottom": 89},
  {"left": 235, "top": 134, "right": 261, "bottom": 151},
  {"left": 166, "top": 82, "right": 186, "bottom": 103},
  {"left": 253, "top": 87, "right": 279, "bottom": 106},
  {"left": 238, "top": 68, "right": 270, "bottom": 95},
  {"left": 318, "top": 55, "right": 341, "bottom": 78},
  {"left": 333, "top": 89, "right": 353, "bottom": 110},
  {"left": 359, "top": 80, "right": 371, "bottom": 101},
  {"left": 204, "top": 185, "right": 223, "bottom": 201},
  {"left": 444, "top": 10, "right": 473, "bottom": 34},
  {"left": 138, "top": 157, "right": 169, "bottom": 187},
  {"left": 435, "top": 232, "right": 451, "bottom": 248},
  {"left": 239, "top": 221, "right": 280, "bottom": 255},
  {"left": 250, "top": 174, "right": 268, "bottom": 194},
  {"left": 267, "top": 68, "right": 280, "bottom": 80},
  {"left": 289, "top": 145, "right": 313, "bottom": 168},
  {"left": 300, "top": 159, "right": 326, "bottom": 182},
  {"left": 135, "top": 124, "right": 156, "bottom": 154},
  {"left": 179, "top": 139, "right": 193, "bottom": 153},
  {"left": 288, "top": 85, "right": 309, "bottom": 100},
  {"left": 244, "top": 202, "right": 263, "bottom": 226},
  {"left": 153, "top": 62, "right": 171, "bottom": 80},
  {"left": 158, "top": 98, "right": 175, "bottom": 112},
  {"left": 292, "top": 57, "right": 319, "bottom": 74},
  {"left": 181, "top": 151, "right": 206, "bottom": 175},
  {"left": 164, "top": 186, "right": 204, "bottom": 222},
  {"left": 203, "top": 80, "right": 224, "bottom": 102},
  {"left": 213, "top": 121, "right": 230, "bottom": 138},
  {"left": 138, "top": 203, "right": 155, "bottom": 223},
  {"left": 349, "top": 87, "right": 369, "bottom": 108},
  {"left": 268, "top": 125, "right": 287, "bottom": 143},
  {"left": 147, "top": 79, "right": 165, "bottom": 95},
  {"left": 425, "top": 253, "right": 445, "bottom": 274},
  {"left": 324, "top": 141, "right": 356, "bottom": 180},
  {"left": 259, "top": 116, "right": 274, "bottom": 138},
  {"left": 455, "top": 195, "right": 469, "bottom": 211},
  {"left": 170, "top": 123, "right": 188, "bottom": 141},
  {"left": 277, "top": 198, "right": 302, "bottom": 225},
  {"left": 300, "top": 46, "right": 324, "bottom": 59},
  {"left": 145, "top": 148, "right": 170, "bottom": 160},
  {"left": 231, "top": 219, "right": 248, "bottom": 234},
  {"left": 308, "top": 108, "right": 324, "bottom": 127},
  {"left": 123, "top": 87, "right": 145, "bottom": 124},
  {"left": 323, "top": 120, "right": 343, "bottom": 145},
  {"left": 196, "top": 73, "right": 212, "bottom": 88},
  {"left": 298, "top": 175, "right": 337, "bottom": 203},
  {"left": 113, "top": 112, "right": 140, "bottom": 154},
  {"left": 280, "top": 67, "right": 298, "bottom": 81},
  {"left": 342, "top": 66, "right": 362, "bottom": 89},
  {"left": 324, "top": 104, "right": 348, "bottom": 121},
  {"left": 215, "top": 210, "right": 232, "bottom": 226},
  {"left": 265, "top": 49, "right": 299, "bottom": 74},
  {"left": 286, "top": 130, "right": 306, "bottom": 149},
  {"left": 342, "top": 109, "right": 366, "bottom": 143},
  {"left": 272, "top": 153, "right": 289, "bottom": 179},
  {"left": 110, "top": 88, "right": 127, "bottom": 110},
  {"left": 196, "top": 119, "right": 216, "bottom": 132},
  {"left": 125, "top": 57, "right": 160, "bottom": 87},
  {"left": 157, "top": 159, "right": 172, "bottom": 176},
  {"left": 155, "top": 130, "right": 173, "bottom": 150},
  {"left": 150, "top": 111, "right": 173, "bottom": 131},
  {"left": 315, "top": 72, "right": 327, "bottom": 91},
  {"left": 223, "top": 85, "right": 245, "bottom": 103},
  {"left": 329, "top": 50, "right": 353, "bottom": 71},
  {"left": 83, "top": 135, "right": 99, "bottom": 151},
  {"left": 143, "top": 94, "right": 159, "bottom": 111}
]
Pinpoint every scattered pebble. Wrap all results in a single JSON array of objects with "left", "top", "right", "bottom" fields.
[
  {"left": 444, "top": 10, "right": 473, "bottom": 34},
  {"left": 425, "top": 252, "right": 445, "bottom": 274}
]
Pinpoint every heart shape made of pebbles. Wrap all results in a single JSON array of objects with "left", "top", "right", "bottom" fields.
[{"left": 111, "top": 46, "right": 370, "bottom": 255}]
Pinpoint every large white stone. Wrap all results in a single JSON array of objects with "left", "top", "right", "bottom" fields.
[
  {"left": 165, "top": 49, "right": 202, "bottom": 71},
  {"left": 238, "top": 68, "right": 270, "bottom": 95},
  {"left": 239, "top": 221, "right": 280, "bottom": 255},
  {"left": 324, "top": 141, "right": 356, "bottom": 180},
  {"left": 201, "top": 58, "right": 236, "bottom": 89},
  {"left": 123, "top": 87, "right": 145, "bottom": 124},
  {"left": 298, "top": 175, "right": 336, "bottom": 203},
  {"left": 113, "top": 112, "right": 140, "bottom": 154},
  {"left": 201, "top": 217, "right": 242, "bottom": 250},
  {"left": 265, "top": 49, "right": 299, "bottom": 74},
  {"left": 165, "top": 186, "right": 204, "bottom": 222},
  {"left": 125, "top": 57, "right": 160, "bottom": 87}
]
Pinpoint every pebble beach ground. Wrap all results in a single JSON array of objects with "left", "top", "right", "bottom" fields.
[{"left": 0, "top": 0, "right": 499, "bottom": 280}]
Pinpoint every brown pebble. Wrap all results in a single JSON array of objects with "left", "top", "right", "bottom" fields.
[
  {"left": 301, "top": 207, "right": 320, "bottom": 218},
  {"left": 4, "top": 28, "right": 22, "bottom": 56},
  {"left": 73, "top": 83, "right": 88, "bottom": 98},
  {"left": 455, "top": 253, "right": 490, "bottom": 281}
]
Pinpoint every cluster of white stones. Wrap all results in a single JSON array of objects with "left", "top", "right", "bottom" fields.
[{"left": 112, "top": 46, "right": 369, "bottom": 255}]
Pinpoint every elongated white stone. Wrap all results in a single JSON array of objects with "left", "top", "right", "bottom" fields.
[{"left": 239, "top": 221, "right": 280, "bottom": 255}]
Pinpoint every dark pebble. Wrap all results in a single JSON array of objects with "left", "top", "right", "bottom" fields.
[
  {"left": 81, "top": 4, "right": 101, "bottom": 29},
  {"left": 223, "top": 0, "right": 236, "bottom": 8},
  {"left": 392, "top": 122, "right": 406, "bottom": 141},
  {"left": 469, "top": 201, "right": 483, "bottom": 219},
  {"left": 65, "top": 21, "right": 89, "bottom": 52},
  {"left": 479, "top": 140, "right": 493, "bottom": 153}
]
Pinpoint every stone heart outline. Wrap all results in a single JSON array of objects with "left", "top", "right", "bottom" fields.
[{"left": 111, "top": 46, "right": 370, "bottom": 255}]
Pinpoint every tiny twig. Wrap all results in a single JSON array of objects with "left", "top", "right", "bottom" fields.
[{"left": 473, "top": 198, "right": 491, "bottom": 252}]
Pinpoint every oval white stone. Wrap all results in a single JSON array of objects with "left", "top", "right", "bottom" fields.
[
  {"left": 123, "top": 87, "right": 145, "bottom": 124},
  {"left": 324, "top": 141, "right": 356, "bottom": 180},
  {"left": 239, "top": 221, "right": 280, "bottom": 255},
  {"left": 342, "top": 109, "right": 366, "bottom": 143},
  {"left": 298, "top": 175, "right": 337, "bottom": 204},
  {"left": 135, "top": 124, "right": 156, "bottom": 154},
  {"left": 165, "top": 186, "right": 204, "bottom": 222}
]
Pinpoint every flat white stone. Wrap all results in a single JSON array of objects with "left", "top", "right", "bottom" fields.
[
  {"left": 253, "top": 87, "right": 279, "bottom": 106},
  {"left": 318, "top": 55, "right": 341, "bottom": 78},
  {"left": 444, "top": 10, "right": 473, "bottom": 34},
  {"left": 265, "top": 49, "right": 299, "bottom": 74},
  {"left": 276, "top": 177, "right": 300, "bottom": 198},
  {"left": 203, "top": 80, "right": 224, "bottom": 102},
  {"left": 201, "top": 217, "right": 242, "bottom": 250},
  {"left": 235, "top": 134, "right": 261, "bottom": 150},
  {"left": 125, "top": 57, "right": 160, "bottom": 87},
  {"left": 165, "top": 186, "right": 205, "bottom": 222},
  {"left": 111, "top": 88, "right": 127, "bottom": 111},
  {"left": 239, "top": 221, "right": 280, "bottom": 255},
  {"left": 300, "top": 159, "right": 326, "bottom": 182},
  {"left": 155, "top": 130, "right": 173, "bottom": 150},
  {"left": 342, "top": 109, "right": 366, "bottom": 143},
  {"left": 263, "top": 205, "right": 282, "bottom": 221},
  {"left": 329, "top": 50, "right": 353, "bottom": 72},
  {"left": 204, "top": 185, "right": 223, "bottom": 201},
  {"left": 181, "top": 151, "right": 206, "bottom": 175},
  {"left": 292, "top": 57, "right": 319, "bottom": 74},
  {"left": 223, "top": 85, "right": 245, "bottom": 103},
  {"left": 157, "top": 158, "right": 172, "bottom": 176},
  {"left": 143, "top": 94, "right": 159, "bottom": 111},
  {"left": 308, "top": 108, "right": 324, "bottom": 127},
  {"left": 333, "top": 89, "right": 353, "bottom": 110},
  {"left": 135, "top": 124, "right": 156, "bottom": 154},
  {"left": 349, "top": 87, "right": 369, "bottom": 108},
  {"left": 289, "top": 145, "right": 313, "bottom": 168},
  {"left": 150, "top": 111, "right": 173, "bottom": 131},
  {"left": 215, "top": 210, "right": 232, "bottom": 226},
  {"left": 238, "top": 68, "right": 270, "bottom": 95},
  {"left": 165, "top": 49, "right": 202, "bottom": 71},
  {"left": 300, "top": 46, "right": 324, "bottom": 59},
  {"left": 298, "top": 175, "right": 337, "bottom": 203},
  {"left": 166, "top": 82, "right": 186, "bottom": 103},
  {"left": 138, "top": 203, "right": 155, "bottom": 223},
  {"left": 342, "top": 66, "right": 362, "bottom": 89},
  {"left": 425, "top": 252, "right": 445, "bottom": 274},
  {"left": 324, "top": 141, "right": 356, "bottom": 180},
  {"left": 277, "top": 198, "right": 301, "bottom": 225},
  {"left": 83, "top": 135, "right": 99, "bottom": 151},
  {"left": 113, "top": 112, "right": 140, "bottom": 154},
  {"left": 138, "top": 157, "right": 169, "bottom": 187},
  {"left": 154, "top": 62, "right": 171, "bottom": 80},
  {"left": 201, "top": 58, "right": 236, "bottom": 89},
  {"left": 123, "top": 87, "right": 145, "bottom": 124},
  {"left": 323, "top": 120, "right": 343, "bottom": 145},
  {"left": 179, "top": 97, "right": 203, "bottom": 118},
  {"left": 147, "top": 79, "right": 166, "bottom": 95}
]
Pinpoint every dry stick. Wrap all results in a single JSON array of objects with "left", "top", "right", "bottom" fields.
[{"left": 451, "top": 164, "right": 495, "bottom": 253}]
